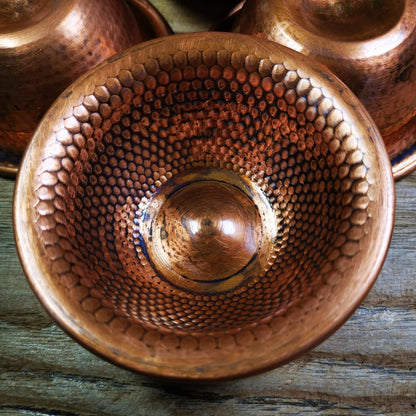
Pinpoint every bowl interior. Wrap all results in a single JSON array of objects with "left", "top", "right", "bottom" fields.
[{"left": 14, "top": 33, "right": 394, "bottom": 380}]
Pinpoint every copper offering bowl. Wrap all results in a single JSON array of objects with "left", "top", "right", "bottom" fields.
[
  {"left": 0, "top": 0, "right": 171, "bottom": 177},
  {"left": 14, "top": 33, "right": 394, "bottom": 381},
  {"left": 230, "top": 0, "right": 416, "bottom": 179}
]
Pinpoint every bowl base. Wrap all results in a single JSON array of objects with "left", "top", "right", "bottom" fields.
[
  {"left": 0, "top": 150, "right": 20, "bottom": 178},
  {"left": 139, "top": 167, "right": 278, "bottom": 293}
]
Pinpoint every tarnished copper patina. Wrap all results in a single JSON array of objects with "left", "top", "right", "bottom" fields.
[
  {"left": 230, "top": 0, "right": 416, "bottom": 179},
  {"left": 0, "top": 0, "right": 171, "bottom": 177},
  {"left": 14, "top": 33, "right": 394, "bottom": 381}
]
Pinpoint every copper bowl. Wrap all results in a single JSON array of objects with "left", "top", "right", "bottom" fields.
[
  {"left": 14, "top": 32, "right": 394, "bottom": 381},
  {"left": 0, "top": 0, "right": 171, "bottom": 177},
  {"left": 230, "top": 0, "right": 416, "bottom": 179}
]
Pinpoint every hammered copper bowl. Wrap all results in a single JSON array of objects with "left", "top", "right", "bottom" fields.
[
  {"left": 14, "top": 33, "right": 394, "bottom": 381},
  {"left": 0, "top": 0, "right": 171, "bottom": 176},
  {"left": 231, "top": 0, "right": 416, "bottom": 178}
]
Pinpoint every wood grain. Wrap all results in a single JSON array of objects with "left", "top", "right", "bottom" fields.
[
  {"left": 1, "top": 0, "right": 416, "bottom": 413},
  {"left": 1, "top": 171, "right": 416, "bottom": 415}
]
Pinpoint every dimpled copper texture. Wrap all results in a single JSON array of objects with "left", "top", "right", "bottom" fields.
[
  {"left": 0, "top": 0, "right": 172, "bottom": 177},
  {"left": 14, "top": 33, "right": 394, "bottom": 381},
  {"left": 230, "top": 0, "right": 416, "bottom": 179}
]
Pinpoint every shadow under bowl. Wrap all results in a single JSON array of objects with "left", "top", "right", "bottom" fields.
[{"left": 14, "top": 32, "right": 394, "bottom": 381}]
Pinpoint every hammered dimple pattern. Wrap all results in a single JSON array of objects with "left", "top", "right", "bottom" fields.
[
  {"left": 0, "top": 0, "right": 171, "bottom": 162},
  {"left": 34, "top": 46, "right": 371, "bottom": 349}
]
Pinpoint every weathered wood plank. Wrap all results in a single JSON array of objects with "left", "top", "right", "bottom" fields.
[
  {"left": 1, "top": 169, "right": 416, "bottom": 415},
  {"left": 1, "top": 305, "right": 415, "bottom": 373},
  {"left": 365, "top": 174, "right": 416, "bottom": 309},
  {"left": 1, "top": 0, "right": 416, "bottom": 408},
  {"left": 3, "top": 174, "right": 416, "bottom": 312},
  {"left": 1, "top": 356, "right": 415, "bottom": 415}
]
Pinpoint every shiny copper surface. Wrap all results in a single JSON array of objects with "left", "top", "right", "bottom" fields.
[
  {"left": 14, "top": 33, "right": 394, "bottom": 381},
  {"left": 128, "top": 0, "right": 172, "bottom": 39},
  {"left": 0, "top": 0, "right": 171, "bottom": 177},
  {"left": 231, "top": 0, "right": 416, "bottom": 179}
]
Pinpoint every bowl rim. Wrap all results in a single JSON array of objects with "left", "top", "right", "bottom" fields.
[{"left": 13, "top": 32, "right": 396, "bottom": 381}]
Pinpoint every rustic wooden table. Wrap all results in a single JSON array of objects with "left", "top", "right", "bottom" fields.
[{"left": 1, "top": 1, "right": 415, "bottom": 414}]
